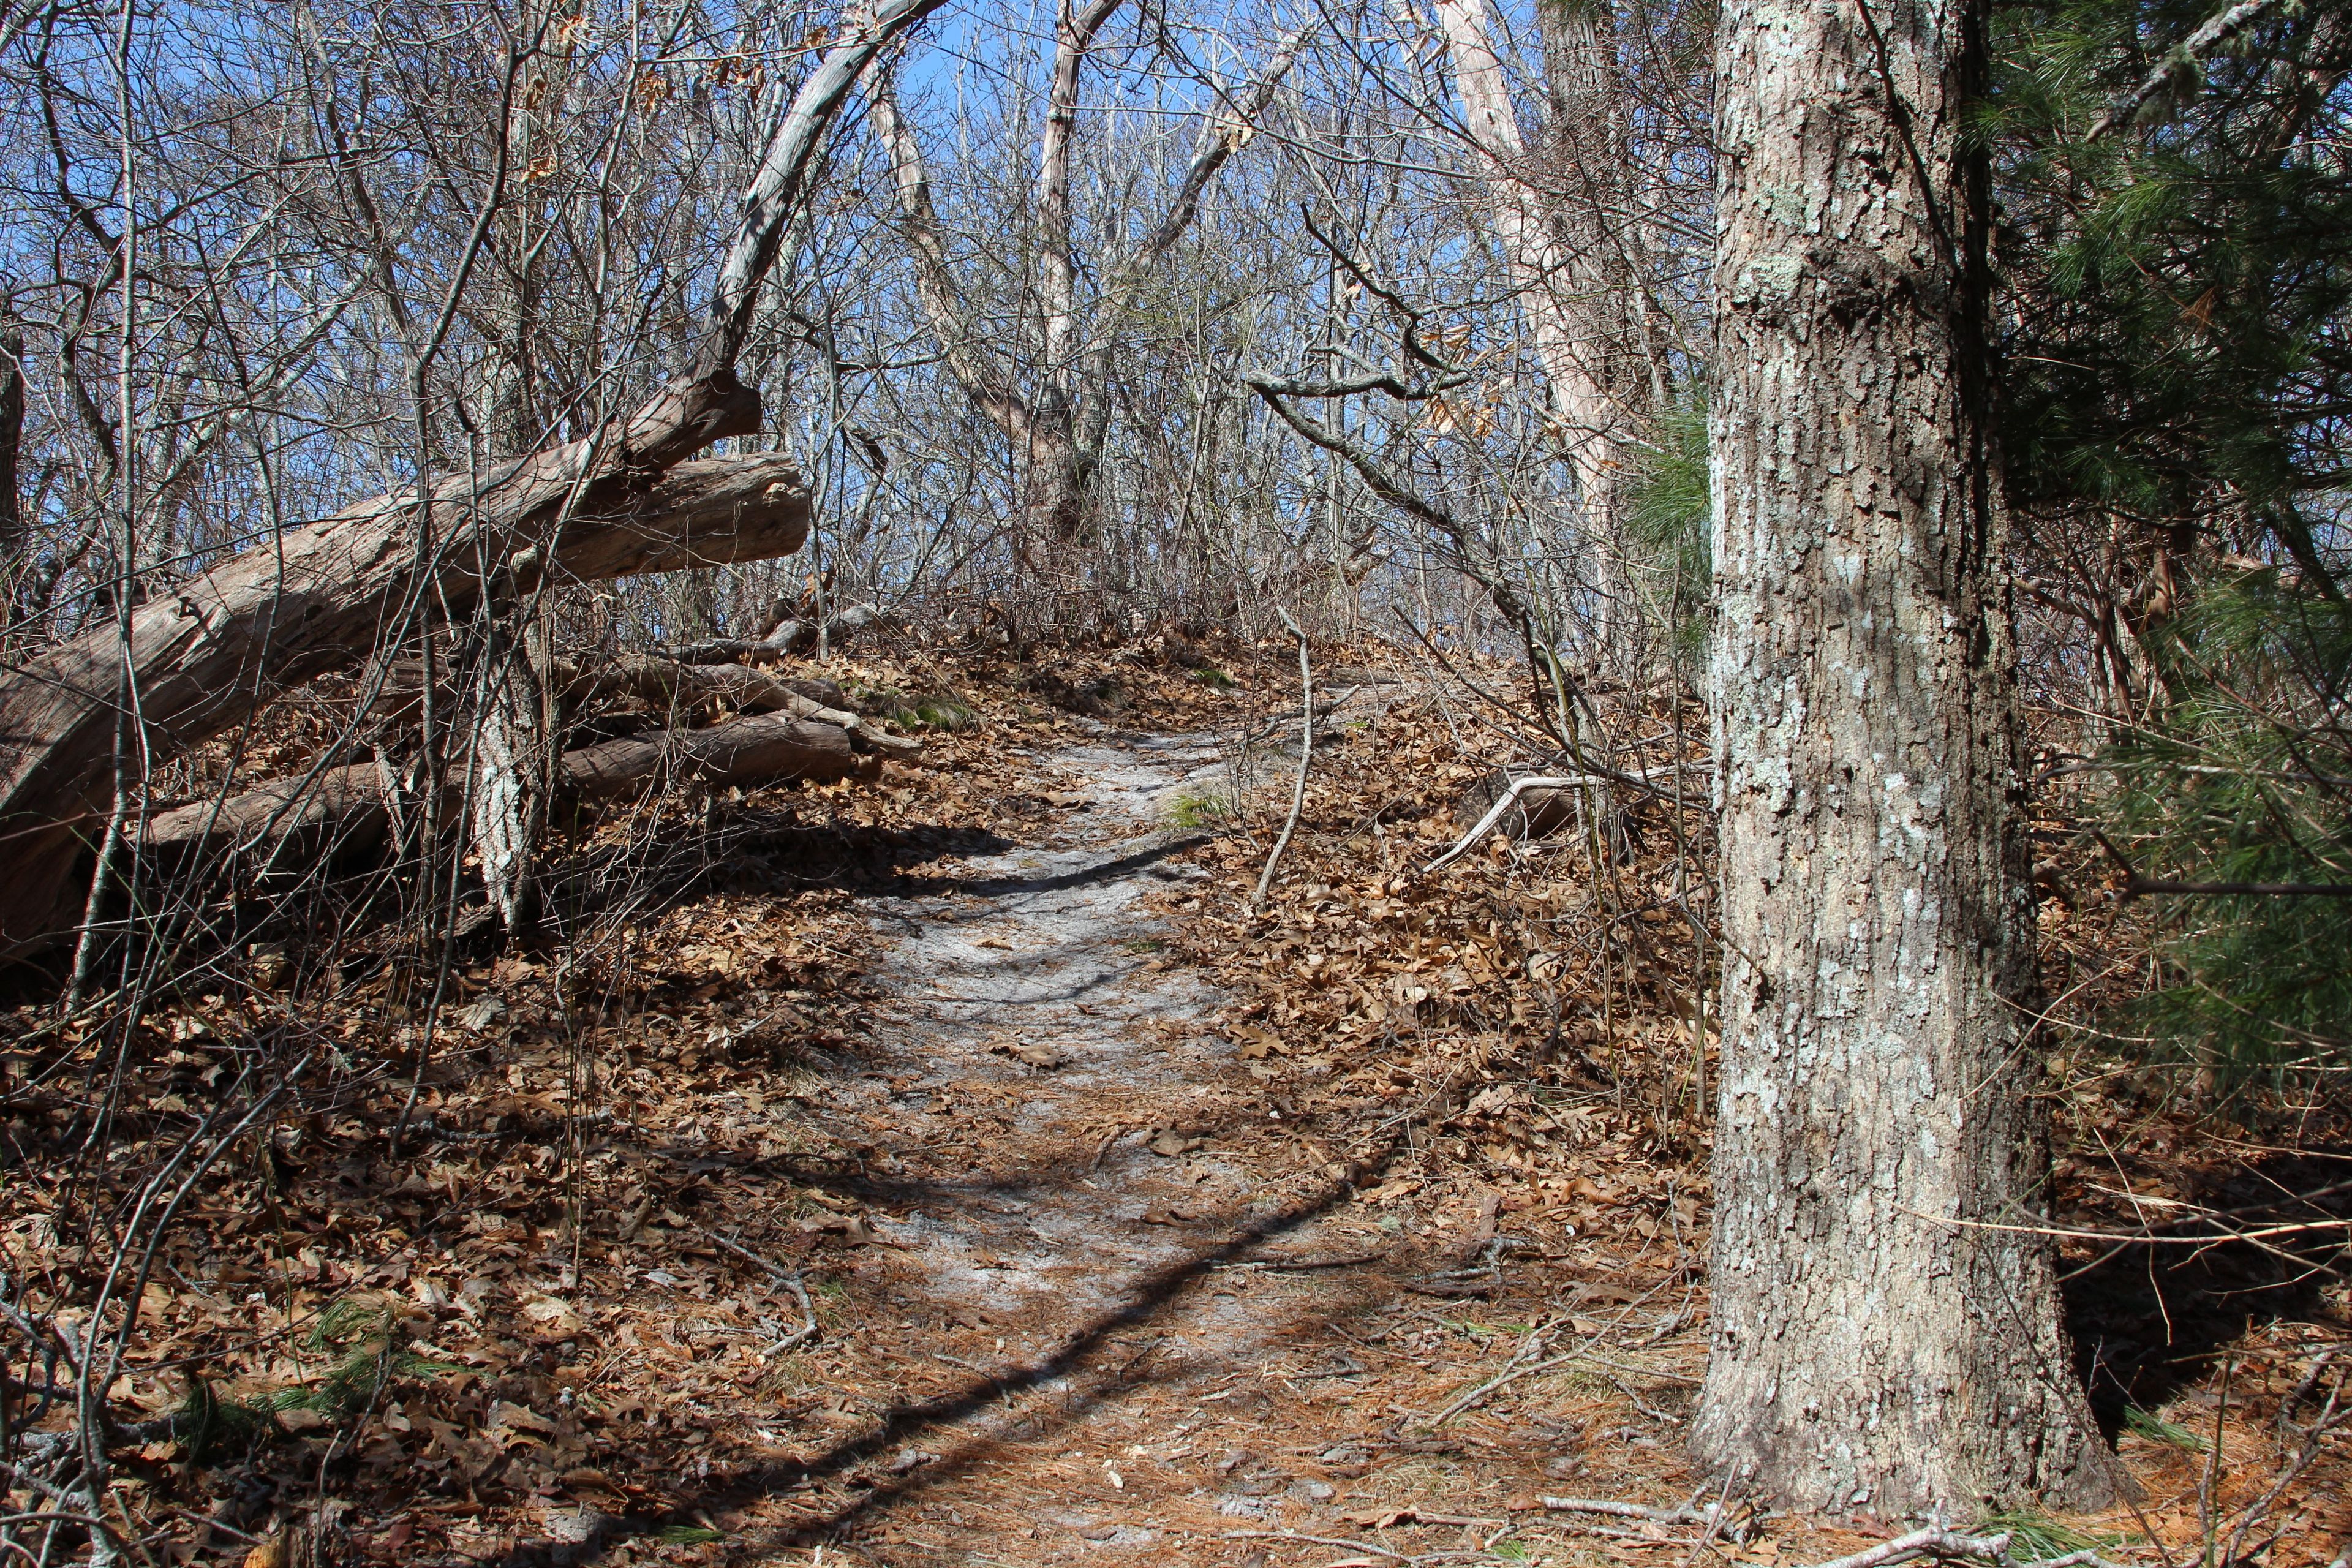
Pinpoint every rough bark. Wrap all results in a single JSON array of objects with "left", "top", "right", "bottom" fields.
[
  {"left": 1694, "top": 0, "right": 2120, "bottom": 1512},
  {"left": 0, "top": 450, "right": 804, "bottom": 959},
  {"left": 148, "top": 710, "right": 875, "bottom": 873},
  {"left": 469, "top": 637, "right": 546, "bottom": 939}
]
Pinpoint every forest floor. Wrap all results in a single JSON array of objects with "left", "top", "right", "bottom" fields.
[{"left": 4, "top": 642, "right": 2348, "bottom": 1568}]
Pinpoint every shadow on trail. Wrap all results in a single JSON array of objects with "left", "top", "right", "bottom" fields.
[
  {"left": 908, "top": 832, "right": 1211, "bottom": 900},
  {"left": 491, "top": 1139, "right": 1403, "bottom": 1568}
]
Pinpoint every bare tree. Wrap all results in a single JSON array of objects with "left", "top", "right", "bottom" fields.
[
  {"left": 0, "top": 0, "right": 952, "bottom": 962},
  {"left": 1433, "top": 0, "right": 1633, "bottom": 542},
  {"left": 867, "top": 0, "right": 1302, "bottom": 585}
]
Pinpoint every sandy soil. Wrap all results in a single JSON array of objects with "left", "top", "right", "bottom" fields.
[{"left": 661, "top": 718, "right": 1689, "bottom": 1566}]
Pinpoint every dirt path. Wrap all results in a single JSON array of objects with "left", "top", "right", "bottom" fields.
[
  {"left": 569, "top": 710, "right": 1712, "bottom": 1568},
  {"left": 755, "top": 725, "right": 1421, "bottom": 1563},
  {"left": 643, "top": 716, "right": 1698, "bottom": 1568},
  {"left": 858, "top": 731, "right": 1243, "bottom": 1321}
]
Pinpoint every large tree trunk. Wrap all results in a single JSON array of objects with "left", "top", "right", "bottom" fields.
[
  {"left": 1692, "top": 0, "right": 2121, "bottom": 1513},
  {"left": 0, "top": 443, "right": 801, "bottom": 960}
]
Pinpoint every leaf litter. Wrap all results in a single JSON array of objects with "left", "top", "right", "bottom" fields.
[{"left": 1, "top": 636, "right": 2344, "bottom": 1567}]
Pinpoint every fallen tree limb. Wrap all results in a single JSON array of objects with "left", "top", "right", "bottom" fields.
[
  {"left": 562, "top": 710, "right": 876, "bottom": 799},
  {"left": 0, "top": 449, "right": 805, "bottom": 959},
  {"left": 669, "top": 601, "right": 886, "bottom": 664},
  {"left": 0, "top": 0, "right": 956, "bottom": 965},
  {"left": 1780, "top": 1529, "right": 2015, "bottom": 1568},
  {"left": 1422, "top": 760, "right": 1703, "bottom": 875},
  {"left": 146, "top": 711, "right": 876, "bottom": 876},
  {"left": 1250, "top": 606, "right": 1313, "bottom": 913},
  {"left": 557, "top": 656, "right": 924, "bottom": 759}
]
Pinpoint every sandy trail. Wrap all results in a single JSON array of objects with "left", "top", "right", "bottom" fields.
[
  {"left": 711, "top": 715, "right": 1477, "bottom": 1564},
  {"left": 860, "top": 732, "right": 1239, "bottom": 1314}
]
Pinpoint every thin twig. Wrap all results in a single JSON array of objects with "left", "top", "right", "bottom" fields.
[
  {"left": 701, "top": 1227, "right": 820, "bottom": 1351},
  {"left": 1425, "top": 1323, "right": 1568, "bottom": 1426},
  {"left": 1789, "top": 1528, "right": 2015, "bottom": 1568},
  {"left": 1250, "top": 606, "right": 1313, "bottom": 912},
  {"left": 2087, "top": 0, "right": 2288, "bottom": 138}
]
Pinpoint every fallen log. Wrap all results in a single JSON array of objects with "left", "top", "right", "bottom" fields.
[
  {"left": 563, "top": 710, "right": 876, "bottom": 799},
  {"left": 146, "top": 710, "right": 876, "bottom": 876},
  {"left": 0, "top": 0, "right": 962, "bottom": 964},
  {"left": 0, "top": 447, "right": 805, "bottom": 959},
  {"left": 146, "top": 761, "right": 404, "bottom": 878},
  {"left": 554, "top": 656, "right": 924, "bottom": 760},
  {"left": 668, "top": 601, "right": 886, "bottom": 665}
]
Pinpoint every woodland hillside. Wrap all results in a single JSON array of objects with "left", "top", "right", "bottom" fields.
[{"left": 0, "top": 0, "right": 2348, "bottom": 1566}]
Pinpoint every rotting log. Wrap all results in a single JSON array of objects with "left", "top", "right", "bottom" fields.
[
  {"left": 147, "top": 710, "right": 875, "bottom": 876},
  {"left": 0, "top": 444, "right": 804, "bottom": 960},
  {"left": 146, "top": 761, "right": 404, "bottom": 878},
  {"left": 562, "top": 710, "right": 876, "bottom": 799},
  {"left": 554, "top": 656, "right": 924, "bottom": 760}
]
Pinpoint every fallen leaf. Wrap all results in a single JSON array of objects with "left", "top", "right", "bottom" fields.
[
  {"left": 1229, "top": 1025, "right": 1287, "bottom": 1057},
  {"left": 1344, "top": 1508, "right": 1416, "bottom": 1528},
  {"left": 489, "top": 1400, "right": 558, "bottom": 1437},
  {"left": 521, "top": 1295, "right": 587, "bottom": 1336}
]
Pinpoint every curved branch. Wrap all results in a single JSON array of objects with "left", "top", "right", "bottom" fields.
[
  {"left": 867, "top": 70, "right": 1037, "bottom": 443},
  {"left": 2087, "top": 0, "right": 2288, "bottom": 138},
  {"left": 693, "top": 0, "right": 957, "bottom": 380}
]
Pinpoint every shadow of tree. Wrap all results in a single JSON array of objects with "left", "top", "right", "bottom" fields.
[
  {"left": 488, "top": 1129, "right": 1405, "bottom": 1567},
  {"left": 2063, "top": 1142, "right": 2352, "bottom": 1439}
]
